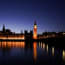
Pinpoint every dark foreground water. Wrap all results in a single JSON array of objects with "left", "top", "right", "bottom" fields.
[{"left": 0, "top": 41, "right": 65, "bottom": 65}]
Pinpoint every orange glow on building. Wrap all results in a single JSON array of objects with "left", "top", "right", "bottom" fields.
[
  {"left": 0, "top": 35, "right": 25, "bottom": 40},
  {"left": 33, "top": 21, "right": 37, "bottom": 39}
]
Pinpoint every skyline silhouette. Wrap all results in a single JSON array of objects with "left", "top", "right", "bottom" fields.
[{"left": 0, "top": 0, "right": 65, "bottom": 33}]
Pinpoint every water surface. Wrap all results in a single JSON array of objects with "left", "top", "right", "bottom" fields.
[{"left": 0, "top": 41, "right": 65, "bottom": 65}]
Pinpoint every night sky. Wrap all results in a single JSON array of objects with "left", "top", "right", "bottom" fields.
[{"left": 0, "top": 0, "right": 65, "bottom": 34}]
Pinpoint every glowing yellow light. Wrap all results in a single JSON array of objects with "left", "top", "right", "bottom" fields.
[
  {"left": 52, "top": 47, "right": 54, "bottom": 56},
  {"left": 46, "top": 44, "right": 48, "bottom": 52},
  {"left": 34, "top": 25, "right": 37, "bottom": 29},
  {"left": 39, "top": 42, "right": 40, "bottom": 48},
  {"left": 41, "top": 42, "right": 42, "bottom": 48},
  {"left": 42, "top": 43, "right": 45, "bottom": 49},
  {"left": 62, "top": 50, "right": 65, "bottom": 61}
]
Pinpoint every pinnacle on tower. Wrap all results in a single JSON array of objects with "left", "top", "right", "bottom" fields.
[
  {"left": 2, "top": 24, "right": 5, "bottom": 32},
  {"left": 34, "top": 20, "right": 37, "bottom": 25}
]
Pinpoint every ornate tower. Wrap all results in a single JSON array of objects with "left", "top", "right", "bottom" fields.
[{"left": 33, "top": 21, "right": 37, "bottom": 39}]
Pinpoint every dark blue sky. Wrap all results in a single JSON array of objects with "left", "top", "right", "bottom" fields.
[{"left": 0, "top": 0, "right": 65, "bottom": 33}]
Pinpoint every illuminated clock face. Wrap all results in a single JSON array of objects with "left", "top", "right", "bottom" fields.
[{"left": 34, "top": 25, "right": 37, "bottom": 28}]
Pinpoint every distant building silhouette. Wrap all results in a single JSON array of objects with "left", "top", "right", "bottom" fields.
[
  {"left": 24, "top": 30, "right": 33, "bottom": 41},
  {"left": 2, "top": 24, "right": 5, "bottom": 32},
  {"left": 0, "top": 21, "right": 64, "bottom": 40}
]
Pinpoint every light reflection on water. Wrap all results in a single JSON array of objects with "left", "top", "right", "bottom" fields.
[
  {"left": 0, "top": 41, "right": 25, "bottom": 48},
  {"left": 46, "top": 44, "right": 48, "bottom": 53},
  {"left": 33, "top": 42, "right": 37, "bottom": 61},
  {"left": 0, "top": 41, "right": 64, "bottom": 65},
  {"left": 62, "top": 50, "right": 65, "bottom": 61},
  {"left": 52, "top": 47, "right": 55, "bottom": 56}
]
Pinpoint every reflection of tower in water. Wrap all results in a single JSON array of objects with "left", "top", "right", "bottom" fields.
[{"left": 33, "top": 42, "right": 37, "bottom": 61}]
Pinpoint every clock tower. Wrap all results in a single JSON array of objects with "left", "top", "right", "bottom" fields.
[{"left": 33, "top": 21, "right": 37, "bottom": 39}]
